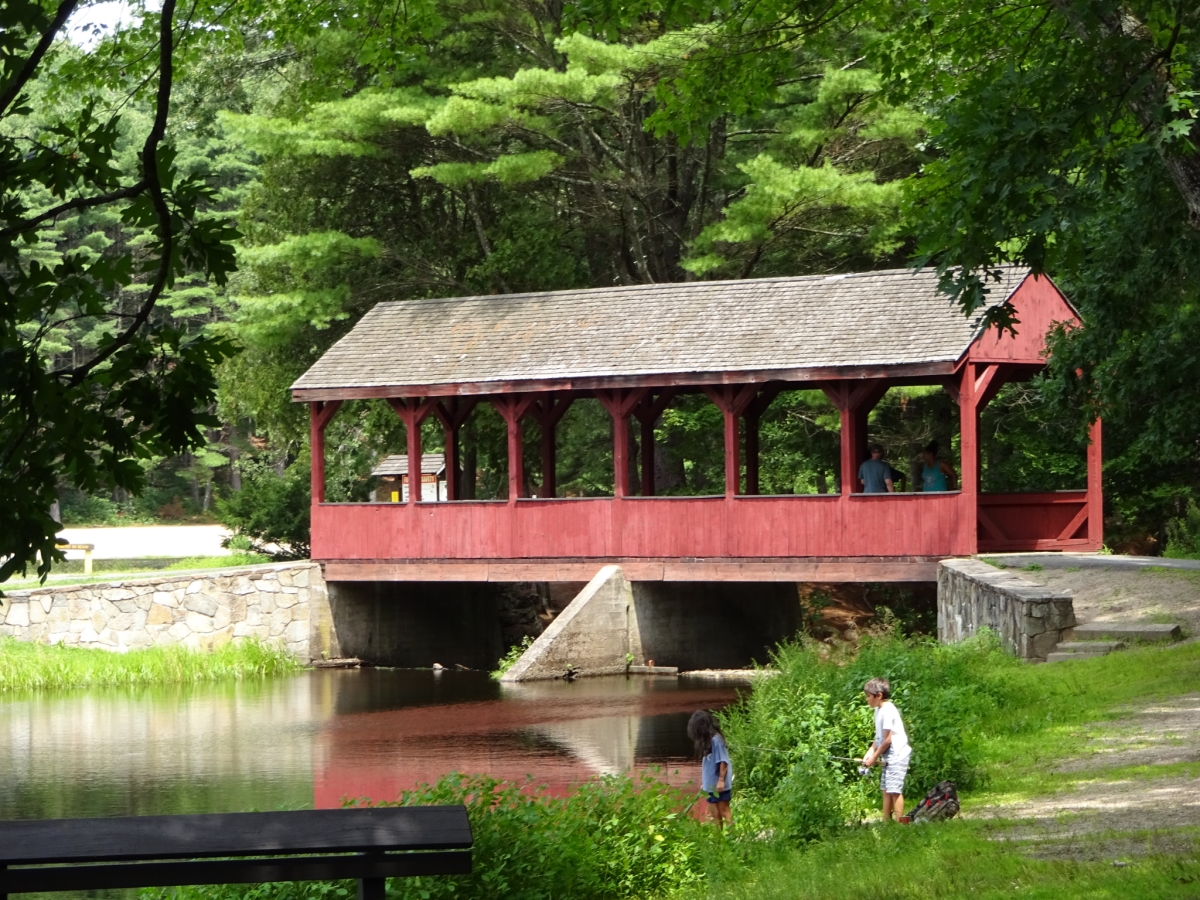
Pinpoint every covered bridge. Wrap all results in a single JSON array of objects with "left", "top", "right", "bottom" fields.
[{"left": 293, "top": 266, "right": 1101, "bottom": 584}]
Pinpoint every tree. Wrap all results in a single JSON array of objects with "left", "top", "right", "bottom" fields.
[
  {"left": 0, "top": 0, "right": 238, "bottom": 586},
  {"left": 857, "top": 0, "right": 1200, "bottom": 541},
  {"left": 207, "top": 0, "right": 920, "bottom": 507}
]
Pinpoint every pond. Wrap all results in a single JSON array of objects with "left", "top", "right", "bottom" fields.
[{"left": 0, "top": 669, "right": 749, "bottom": 821}]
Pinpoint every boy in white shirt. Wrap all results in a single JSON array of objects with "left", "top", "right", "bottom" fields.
[{"left": 862, "top": 677, "right": 911, "bottom": 823}]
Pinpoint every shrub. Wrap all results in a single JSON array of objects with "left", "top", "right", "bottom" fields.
[
  {"left": 718, "top": 631, "right": 1018, "bottom": 838},
  {"left": 143, "top": 772, "right": 711, "bottom": 900},
  {"left": 1165, "top": 500, "right": 1200, "bottom": 559},
  {"left": 218, "top": 457, "right": 311, "bottom": 559},
  {"left": 490, "top": 635, "right": 533, "bottom": 680}
]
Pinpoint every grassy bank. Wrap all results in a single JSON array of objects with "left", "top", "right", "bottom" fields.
[
  {"left": 701, "top": 822, "right": 1200, "bottom": 900},
  {"left": 0, "top": 637, "right": 300, "bottom": 692},
  {"left": 139, "top": 635, "right": 1200, "bottom": 900}
]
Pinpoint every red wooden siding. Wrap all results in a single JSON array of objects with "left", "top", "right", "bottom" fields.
[
  {"left": 970, "top": 275, "right": 1080, "bottom": 363},
  {"left": 313, "top": 493, "right": 973, "bottom": 561},
  {"left": 977, "top": 492, "right": 1093, "bottom": 552}
]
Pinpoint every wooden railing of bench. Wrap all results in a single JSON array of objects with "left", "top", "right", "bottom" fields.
[{"left": 0, "top": 806, "right": 472, "bottom": 900}]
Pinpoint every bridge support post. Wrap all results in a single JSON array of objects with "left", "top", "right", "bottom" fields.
[
  {"left": 704, "top": 385, "right": 759, "bottom": 498},
  {"left": 633, "top": 390, "right": 676, "bottom": 496},
  {"left": 309, "top": 400, "right": 342, "bottom": 505},
  {"left": 493, "top": 395, "right": 538, "bottom": 501},
  {"left": 530, "top": 393, "right": 574, "bottom": 498},
  {"left": 821, "top": 381, "right": 888, "bottom": 494},
  {"left": 388, "top": 398, "right": 436, "bottom": 504},
  {"left": 597, "top": 389, "right": 648, "bottom": 497},
  {"left": 1088, "top": 418, "right": 1103, "bottom": 548},
  {"left": 432, "top": 398, "right": 478, "bottom": 500}
]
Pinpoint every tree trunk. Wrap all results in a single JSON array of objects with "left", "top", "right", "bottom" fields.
[{"left": 229, "top": 445, "right": 242, "bottom": 492}]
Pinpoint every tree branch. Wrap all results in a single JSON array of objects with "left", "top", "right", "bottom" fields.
[
  {"left": 0, "top": 181, "right": 146, "bottom": 240},
  {"left": 0, "top": 0, "right": 80, "bottom": 117},
  {"left": 59, "top": 0, "right": 179, "bottom": 386}
]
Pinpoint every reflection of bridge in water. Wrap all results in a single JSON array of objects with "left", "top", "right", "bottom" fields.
[
  {"left": 312, "top": 673, "right": 745, "bottom": 807},
  {"left": 0, "top": 671, "right": 743, "bottom": 821}
]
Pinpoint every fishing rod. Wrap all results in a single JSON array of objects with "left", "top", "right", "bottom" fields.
[{"left": 744, "top": 747, "right": 886, "bottom": 768}]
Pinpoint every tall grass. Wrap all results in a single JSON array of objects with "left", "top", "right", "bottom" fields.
[{"left": 0, "top": 637, "right": 300, "bottom": 692}]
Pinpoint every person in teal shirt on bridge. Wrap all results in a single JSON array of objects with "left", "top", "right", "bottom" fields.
[{"left": 919, "top": 441, "right": 957, "bottom": 492}]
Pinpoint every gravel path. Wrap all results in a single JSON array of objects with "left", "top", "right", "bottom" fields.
[{"left": 58, "top": 525, "right": 232, "bottom": 559}]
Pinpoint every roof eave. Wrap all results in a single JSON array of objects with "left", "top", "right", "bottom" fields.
[{"left": 290, "top": 360, "right": 963, "bottom": 402}]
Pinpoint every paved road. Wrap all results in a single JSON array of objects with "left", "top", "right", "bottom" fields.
[
  {"left": 985, "top": 551, "right": 1200, "bottom": 571},
  {"left": 59, "top": 525, "right": 232, "bottom": 560}
]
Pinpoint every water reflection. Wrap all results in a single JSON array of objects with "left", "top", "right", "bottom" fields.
[{"left": 0, "top": 670, "right": 747, "bottom": 821}]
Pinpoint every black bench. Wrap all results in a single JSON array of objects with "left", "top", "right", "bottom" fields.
[{"left": 0, "top": 806, "right": 472, "bottom": 900}]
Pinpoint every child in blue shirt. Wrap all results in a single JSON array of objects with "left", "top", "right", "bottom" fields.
[{"left": 687, "top": 709, "right": 733, "bottom": 828}]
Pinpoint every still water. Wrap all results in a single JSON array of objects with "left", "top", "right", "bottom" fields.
[{"left": 0, "top": 670, "right": 747, "bottom": 821}]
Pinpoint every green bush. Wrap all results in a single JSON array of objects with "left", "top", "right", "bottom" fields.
[
  {"left": 718, "top": 631, "right": 1018, "bottom": 840},
  {"left": 1165, "top": 500, "right": 1200, "bottom": 559},
  {"left": 143, "top": 772, "right": 710, "bottom": 900},
  {"left": 490, "top": 635, "right": 533, "bottom": 679},
  {"left": 218, "top": 457, "right": 311, "bottom": 560}
]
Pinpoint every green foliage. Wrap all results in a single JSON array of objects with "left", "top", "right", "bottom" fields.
[
  {"left": 217, "top": 457, "right": 312, "bottom": 559},
  {"left": 144, "top": 772, "right": 710, "bottom": 900},
  {"left": 0, "top": 636, "right": 299, "bottom": 692},
  {"left": 0, "top": 0, "right": 243, "bottom": 590},
  {"left": 490, "top": 635, "right": 533, "bottom": 680},
  {"left": 1165, "top": 501, "right": 1200, "bottom": 559},
  {"left": 719, "top": 632, "right": 1018, "bottom": 839}
]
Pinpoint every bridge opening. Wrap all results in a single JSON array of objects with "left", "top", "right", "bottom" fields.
[{"left": 325, "top": 578, "right": 937, "bottom": 673}]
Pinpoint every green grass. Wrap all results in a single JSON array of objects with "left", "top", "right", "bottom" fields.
[
  {"left": 1022, "top": 563, "right": 1044, "bottom": 571},
  {"left": 972, "top": 641, "right": 1200, "bottom": 799},
  {"left": 165, "top": 552, "right": 270, "bottom": 570},
  {"left": 0, "top": 636, "right": 300, "bottom": 692},
  {"left": 701, "top": 822, "right": 1200, "bottom": 900}
]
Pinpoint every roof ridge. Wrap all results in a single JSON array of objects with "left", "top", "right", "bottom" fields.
[{"left": 368, "top": 265, "right": 1031, "bottom": 310}]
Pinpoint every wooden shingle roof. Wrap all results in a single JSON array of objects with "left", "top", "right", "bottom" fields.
[
  {"left": 292, "top": 266, "right": 1032, "bottom": 399},
  {"left": 370, "top": 454, "right": 446, "bottom": 477}
]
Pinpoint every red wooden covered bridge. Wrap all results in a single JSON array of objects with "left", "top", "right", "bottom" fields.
[{"left": 293, "top": 266, "right": 1101, "bottom": 584}]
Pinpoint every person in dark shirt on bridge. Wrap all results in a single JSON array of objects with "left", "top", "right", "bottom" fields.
[{"left": 858, "top": 445, "right": 894, "bottom": 493}]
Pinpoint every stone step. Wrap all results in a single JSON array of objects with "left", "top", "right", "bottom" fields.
[
  {"left": 1053, "top": 640, "right": 1125, "bottom": 654},
  {"left": 1072, "top": 622, "right": 1183, "bottom": 642},
  {"left": 628, "top": 665, "right": 679, "bottom": 676}
]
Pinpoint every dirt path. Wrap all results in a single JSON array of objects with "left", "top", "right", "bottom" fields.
[
  {"left": 58, "top": 525, "right": 231, "bottom": 560},
  {"left": 971, "top": 694, "right": 1200, "bottom": 841}
]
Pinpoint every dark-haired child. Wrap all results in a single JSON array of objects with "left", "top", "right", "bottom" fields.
[
  {"left": 687, "top": 709, "right": 733, "bottom": 828},
  {"left": 862, "top": 677, "right": 911, "bottom": 823}
]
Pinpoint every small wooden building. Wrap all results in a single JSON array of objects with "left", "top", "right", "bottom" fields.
[
  {"left": 293, "top": 266, "right": 1101, "bottom": 583},
  {"left": 371, "top": 454, "right": 447, "bottom": 503}
]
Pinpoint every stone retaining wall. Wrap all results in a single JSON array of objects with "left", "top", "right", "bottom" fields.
[
  {"left": 938, "top": 558, "right": 1076, "bottom": 661},
  {"left": 0, "top": 563, "right": 333, "bottom": 662}
]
